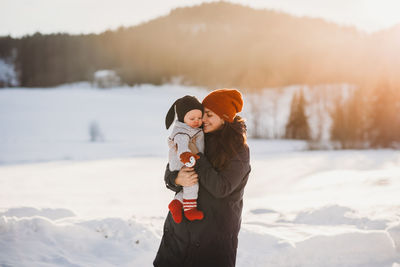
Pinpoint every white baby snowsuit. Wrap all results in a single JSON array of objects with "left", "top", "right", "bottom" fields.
[{"left": 168, "top": 120, "right": 204, "bottom": 203}]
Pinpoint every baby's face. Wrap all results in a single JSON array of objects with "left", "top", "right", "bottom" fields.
[{"left": 184, "top": 109, "right": 203, "bottom": 128}]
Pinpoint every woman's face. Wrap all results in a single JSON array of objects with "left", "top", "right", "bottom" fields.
[{"left": 202, "top": 107, "right": 225, "bottom": 133}]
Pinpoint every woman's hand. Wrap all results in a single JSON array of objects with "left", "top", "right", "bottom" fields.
[
  {"left": 188, "top": 137, "right": 199, "bottom": 154},
  {"left": 175, "top": 167, "right": 198, "bottom": 187}
]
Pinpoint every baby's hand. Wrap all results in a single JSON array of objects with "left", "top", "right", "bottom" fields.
[
  {"left": 188, "top": 137, "right": 199, "bottom": 154},
  {"left": 180, "top": 152, "right": 200, "bottom": 167}
]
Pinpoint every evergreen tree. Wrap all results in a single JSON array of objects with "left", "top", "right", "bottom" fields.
[
  {"left": 330, "top": 88, "right": 366, "bottom": 149},
  {"left": 367, "top": 81, "right": 400, "bottom": 148},
  {"left": 285, "top": 90, "right": 310, "bottom": 140},
  {"left": 330, "top": 96, "right": 346, "bottom": 147}
]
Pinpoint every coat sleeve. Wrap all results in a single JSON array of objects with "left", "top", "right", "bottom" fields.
[
  {"left": 173, "top": 133, "right": 191, "bottom": 157},
  {"left": 194, "top": 147, "right": 250, "bottom": 199},
  {"left": 164, "top": 164, "right": 182, "bottom": 193}
]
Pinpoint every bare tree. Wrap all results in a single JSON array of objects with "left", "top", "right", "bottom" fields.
[
  {"left": 89, "top": 120, "right": 105, "bottom": 142},
  {"left": 246, "top": 90, "right": 264, "bottom": 138}
]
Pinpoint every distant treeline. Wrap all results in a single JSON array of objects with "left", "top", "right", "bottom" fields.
[
  {"left": 0, "top": 2, "right": 400, "bottom": 88},
  {"left": 330, "top": 81, "right": 400, "bottom": 149},
  {"left": 270, "top": 81, "right": 400, "bottom": 149}
]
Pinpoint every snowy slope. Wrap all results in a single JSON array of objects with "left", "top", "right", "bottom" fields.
[
  {"left": 0, "top": 84, "right": 208, "bottom": 165},
  {"left": 0, "top": 83, "right": 350, "bottom": 165},
  {"left": 0, "top": 84, "right": 399, "bottom": 267}
]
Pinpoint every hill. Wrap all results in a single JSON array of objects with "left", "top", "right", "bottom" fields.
[{"left": 0, "top": 1, "right": 399, "bottom": 88}]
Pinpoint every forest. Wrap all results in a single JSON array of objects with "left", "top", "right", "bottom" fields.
[{"left": 0, "top": 2, "right": 399, "bottom": 89}]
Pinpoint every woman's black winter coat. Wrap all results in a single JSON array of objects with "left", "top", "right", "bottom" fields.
[{"left": 153, "top": 143, "right": 251, "bottom": 267}]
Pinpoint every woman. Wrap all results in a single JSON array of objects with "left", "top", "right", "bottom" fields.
[{"left": 154, "top": 89, "right": 251, "bottom": 267}]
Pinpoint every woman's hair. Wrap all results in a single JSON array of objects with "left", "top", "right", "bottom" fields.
[{"left": 204, "top": 115, "right": 247, "bottom": 171}]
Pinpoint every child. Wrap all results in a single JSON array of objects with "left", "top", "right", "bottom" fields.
[{"left": 165, "top": 95, "right": 204, "bottom": 223}]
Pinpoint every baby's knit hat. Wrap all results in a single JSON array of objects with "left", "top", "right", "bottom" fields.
[{"left": 165, "top": 95, "right": 204, "bottom": 129}]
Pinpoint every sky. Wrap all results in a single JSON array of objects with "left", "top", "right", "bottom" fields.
[{"left": 1, "top": 0, "right": 400, "bottom": 37}]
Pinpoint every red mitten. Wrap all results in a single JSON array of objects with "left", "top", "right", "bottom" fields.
[{"left": 180, "top": 152, "right": 200, "bottom": 167}]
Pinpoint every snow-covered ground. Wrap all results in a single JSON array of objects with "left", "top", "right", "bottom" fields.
[{"left": 0, "top": 84, "right": 399, "bottom": 267}]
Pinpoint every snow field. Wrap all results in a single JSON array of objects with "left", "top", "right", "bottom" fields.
[{"left": 0, "top": 84, "right": 399, "bottom": 266}]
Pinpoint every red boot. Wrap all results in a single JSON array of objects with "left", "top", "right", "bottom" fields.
[
  {"left": 183, "top": 199, "right": 204, "bottom": 221},
  {"left": 168, "top": 199, "right": 183, "bottom": 224}
]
